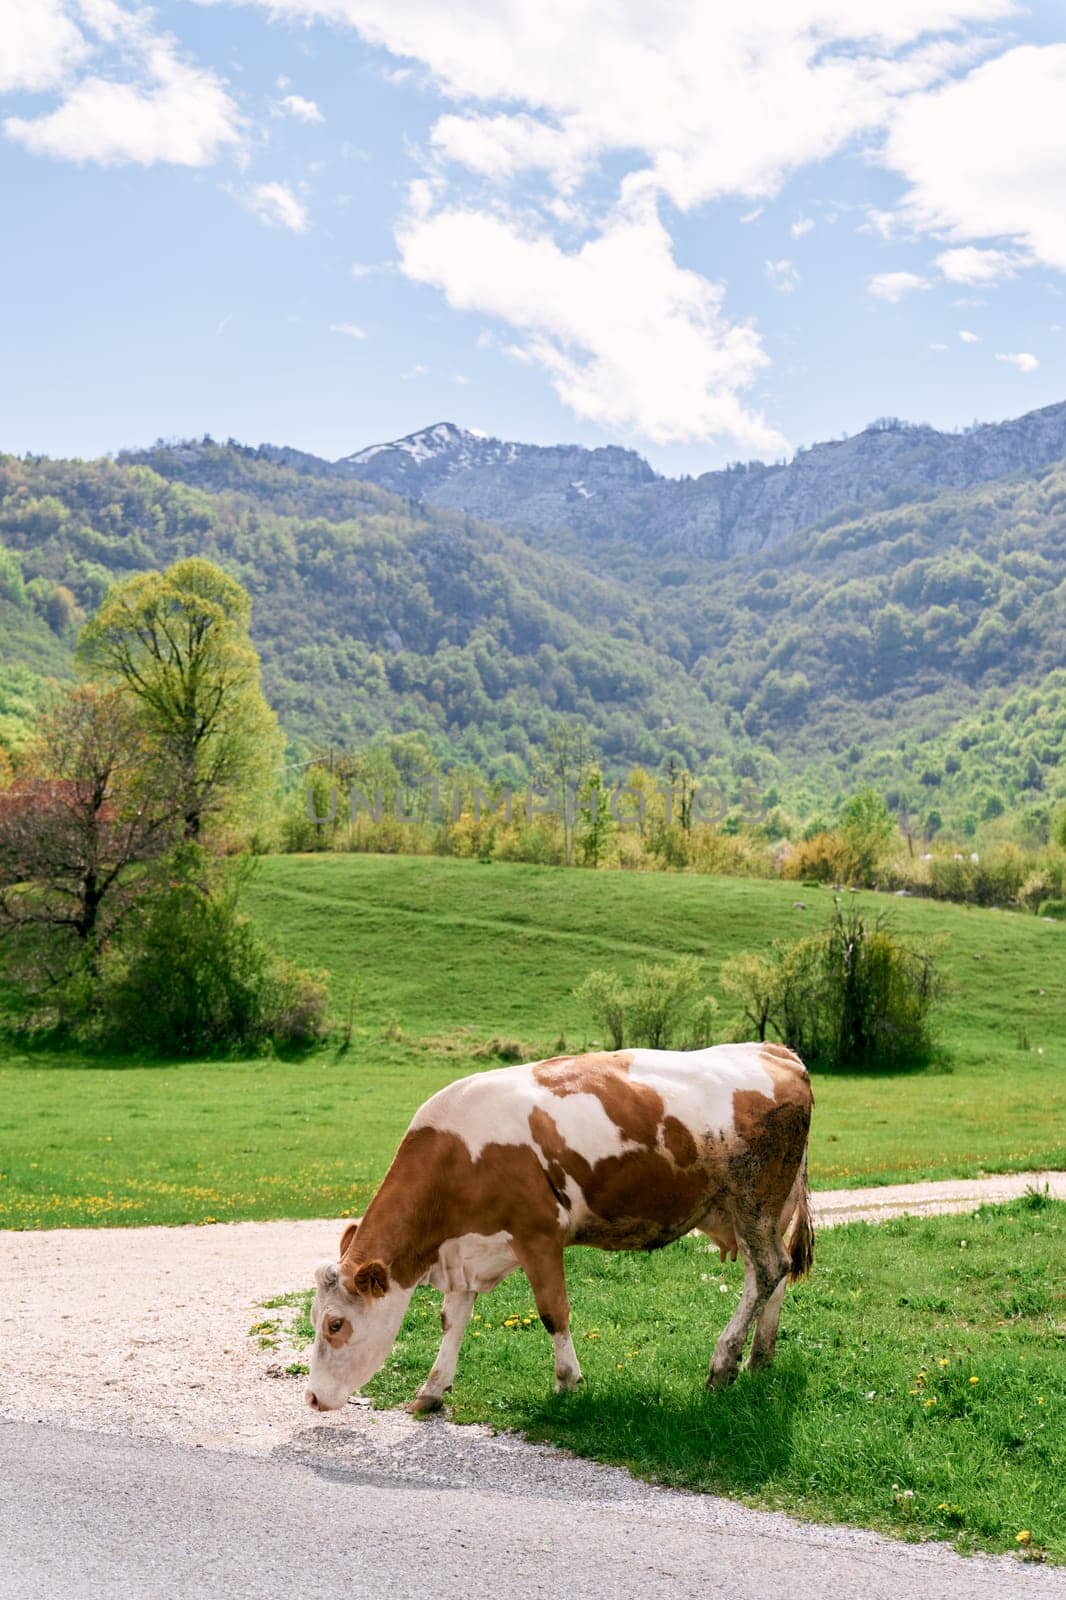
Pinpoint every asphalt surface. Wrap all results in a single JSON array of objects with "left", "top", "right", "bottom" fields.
[
  {"left": 4, "top": 1172, "right": 1066, "bottom": 1600},
  {"left": 5, "top": 1419, "right": 1064, "bottom": 1600}
]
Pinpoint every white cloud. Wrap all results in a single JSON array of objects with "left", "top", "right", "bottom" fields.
[
  {"left": 936, "top": 245, "right": 1022, "bottom": 284},
  {"left": 3, "top": 4, "right": 241, "bottom": 167},
  {"left": 885, "top": 45, "right": 1066, "bottom": 272},
  {"left": 246, "top": 180, "right": 308, "bottom": 232},
  {"left": 0, "top": 1, "right": 88, "bottom": 93},
  {"left": 739, "top": 207, "right": 763, "bottom": 224},
  {"left": 959, "top": 328, "right": 982, "bottom": 343},
  {"left": 330, "top": 321, "right": 367, "bottom": 339},
  {"left": 453, "top": 373, "right": 471, "bottom": 384},
  {"left": 995, "top": 350, "right": 1039, "bottom": 372},
  {"left": 868, "top": 271, "right": 930, "bottom": 303},
  {"left": 765, "top": 259, "right": 800, "bottom": 294},
  {"left": 790, "top": 216, "right": 815, "bottom": 239},
  {"left": 399, "top": 188, "right": 784, "bottom": 453},
  {"left": 278, "top": 92, "right": 323, "bottom": 124},
  {"left": 402, "top": 363, "right": 429, "bottom": 379},
  {"left": 219, "top": 1, "right": 1014, "bottom": 209},
  {"left": 929, "top": 342, "right": 949, "bottom": 350}
]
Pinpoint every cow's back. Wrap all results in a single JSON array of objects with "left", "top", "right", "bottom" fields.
[{"left": 408, "top": 1042, "right": 811, "bottom": 1253}]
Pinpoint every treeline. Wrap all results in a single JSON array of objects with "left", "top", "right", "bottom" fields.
[{"left": 278, "top": 727, "right": 1066, "bottom": 915}]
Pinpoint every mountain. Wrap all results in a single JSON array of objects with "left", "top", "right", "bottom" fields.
[
  {"left": 0, "top": 417, "right": 1063, "bottom": 832},
  {"left": 339, "top": 404, "right": 1066, "bottom": 560}
]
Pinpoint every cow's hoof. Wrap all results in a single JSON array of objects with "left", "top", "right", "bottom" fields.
[
  {"left": 407, "top": 1393, "right": 445, "bottom": 1415},
  {"left": 554, "top": 1370, "right": 583, "bottom": 1395},
  {"left": 706, "top": 1365, "right": 738, "bottom": 1391}
]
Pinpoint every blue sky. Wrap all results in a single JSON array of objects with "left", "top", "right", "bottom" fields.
[{"left": 1, "top": 1, "right": 1065, "bottom": 474}]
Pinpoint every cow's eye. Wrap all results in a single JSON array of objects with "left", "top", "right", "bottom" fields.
[{"left": 328, "top": 1318, "right": 345, "bottom": 1335}]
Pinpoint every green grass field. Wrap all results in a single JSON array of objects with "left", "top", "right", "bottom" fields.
[
  {"left": 276, "top": 1194, "right": 1065, "bottom": 1563},
  {"left": 1, "top": 853, "right": 1064, "bottom": 1229}
]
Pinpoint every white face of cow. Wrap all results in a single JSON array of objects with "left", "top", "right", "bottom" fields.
[{"left": 305, "top": 1258, "right": 412, "bottom": 1413}]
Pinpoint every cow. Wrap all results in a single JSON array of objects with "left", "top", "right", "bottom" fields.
[{"left": 306, "top": 1041, "right": 813, "bottom": 1414}]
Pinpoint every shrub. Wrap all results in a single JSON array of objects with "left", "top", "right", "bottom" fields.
[
  {"left": 100, "top": 847, "right": 329, "bottom": 1054},
  {"left": 1037, "top": 898, "right": 1066, "bottom": 921},
  {"left": 576, "top": 956, "right": 718, "bottom": 1051},
  {"left": 721, "top": 901, "right": 944, "bottom": 1071}
]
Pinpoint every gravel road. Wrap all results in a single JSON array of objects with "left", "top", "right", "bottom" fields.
[{"left": 2, "top": 1170, "right": 1064, "bottom": 1599}]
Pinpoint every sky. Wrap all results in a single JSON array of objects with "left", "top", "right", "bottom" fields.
[{"left": 1, "top": 2, "right": 1065, "bottom": 475}]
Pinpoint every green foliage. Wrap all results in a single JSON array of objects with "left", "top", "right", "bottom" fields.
[
  {"left": 1038, "top": 899, "right": 1066, "bottom": 921},
  {"left": 577, "top": 955, "right": 718, "bottom": 1050},
  {"left": 2, "top": 444, "right": 1063, "bottom": 823},
  {"left": 77, "top": 556, "right": 282, "bottom": 839},
  {"left": 722, "top": 901, "right": 944, "bottom": 1070},
  {"left": 99, "top": 846, "right": 329, "bottom": 1055}
]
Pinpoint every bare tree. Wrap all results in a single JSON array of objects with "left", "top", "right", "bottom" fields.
[{"left": 534, "top": 719, "right": 595, "bottom": 866}]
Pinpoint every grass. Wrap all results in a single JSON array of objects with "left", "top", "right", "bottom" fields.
[
  {"left": 1, "top": 853, "right": 1063, "bottom": 1228},
  {"left": 278, "top": 1195, "right": 1066, "bottom": 1564}
]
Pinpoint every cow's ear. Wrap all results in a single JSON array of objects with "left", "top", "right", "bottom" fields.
[
  {"left": 352, "top": 1259, "right": 390, "bottom": 1299},
  {"left": 339, "top": 1220, "right": 359, "bottom": 1258}
]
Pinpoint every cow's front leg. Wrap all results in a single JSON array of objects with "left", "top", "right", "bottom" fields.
[
  {"left": 407, "top": 1290, "right": 477, "bottom": 1415},
  {"left": 512, "top": 1234, "right": 582, "bottom": 1394}
]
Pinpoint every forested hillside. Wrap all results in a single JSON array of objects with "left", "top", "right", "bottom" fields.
[{"left": 0, "top": 437, "right": 1062, "bottom": 832}]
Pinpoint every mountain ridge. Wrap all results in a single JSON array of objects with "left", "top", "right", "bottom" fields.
[{"left": 333, "top": 401, "right": 1066, "bottom": 560}]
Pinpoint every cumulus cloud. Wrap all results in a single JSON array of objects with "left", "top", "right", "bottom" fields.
[
  {"left": 868, "top": 271, "right": 930, "bottom": 303},
  {"left": 765, "top": 259, "right": 800, "bottom": 294},
  {"left": 995, "top": 350, "right": 1039, "bottom": 372},
  {"left": 246, "top": 180, "right": 308, "bottom": 232},
  {"left": 278, "top": 92, "right": 323, "bottom": 124},
  {"left": 790, "top": 216, "right": 815, "bottom": 239},
  {"left": 329, "top": 320, "right": 366, "bottom": 338},
  {"left": 936, "top": 245, "right": 1022, "bottom": 284},
  {"left": 398, "top": 188, "right": 784, "bottom": 452},
  {"left": 3, "top": 2, "right": 241, "bottom": 166},
  {"left": 223, "top": 1, "right": 1013, "bottom": 209},
  {"left": 0, "top": 1, "right": 88, "bottom": 93},
  {"left": 959, "top": 328, "right": 982, "bottom": 343},
  {"left": 885, "top": 45, "right": 1066, "bottom": 272}
]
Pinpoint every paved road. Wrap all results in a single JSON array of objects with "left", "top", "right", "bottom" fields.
[
  {"left": 4, "top": 1419, "right": 1063, "bottom": 1600},
  {"left": 3, "top": 1172, "right": 1065, "bottom": 1600}
]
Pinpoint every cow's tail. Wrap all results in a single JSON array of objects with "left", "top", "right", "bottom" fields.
[{"left": 788, "top": 1145, "right": 815, "bottom": 1282}]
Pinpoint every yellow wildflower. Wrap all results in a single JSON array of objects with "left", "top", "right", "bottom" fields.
[
  {"left": 969, "top": 1375, "right": 979, "bottom": 1385},
  {"left": 1017, "top": 1532, "right": 1032, "bottom": 1546}
]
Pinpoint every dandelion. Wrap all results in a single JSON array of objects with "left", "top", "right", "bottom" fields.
[
  {"left": 937, "top": 1358, "right": 950, "bottom": 1368},
  {"left": 1037, "top": 1397, "right": 1045, "bottom": 1405},
  {"left": 924, "top": 1397, "right": 937, "bottom": 1408},
  {"left": 969, "top": 1375, "right": 979, "bottom": 1385},
  {"left": 1017, "top": 1531, "right": 1032, "bottom": 1546}
]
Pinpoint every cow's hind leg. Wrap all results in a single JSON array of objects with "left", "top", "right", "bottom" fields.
[
  {"left": 407, "top": 1289, "right": 477, "bottom": 1414},
  {"left": 707, "top": 1223, "right": 789, "bottom": 1390},
  {"left": 512, "top": 1234, "right": 582, "bottom": 1393},
  {"left": 747, "top": 1276, "right": 789, "bottom": 1372}
]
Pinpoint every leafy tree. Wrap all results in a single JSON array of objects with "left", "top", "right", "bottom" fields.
[
  {"left": 78, "top": 558, "right": 281, "bottom": 839},
  {"left": 0, "top": 685, "right": 175, "bottom": 1000}
]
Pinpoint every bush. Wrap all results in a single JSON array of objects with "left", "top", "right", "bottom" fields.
[
  {"left": 100, "top": 848, "right": 329, "bottom": 1054},
  {"left": 1037, "top": 898, "right": 1066, "bottom": 921},
  {"left": 576, "top": 956, "right": 718, "bottom": 1051},
  {"left": 721, "top": 901, "right": 944, "bottom": 1071}
]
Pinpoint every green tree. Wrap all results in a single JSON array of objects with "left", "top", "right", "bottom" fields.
[
  {"left": 839, "top": 786, "right": 896, "bottom": 885},
  {"left": 78, "top": 558, "right": 281, "bottom": 840}
]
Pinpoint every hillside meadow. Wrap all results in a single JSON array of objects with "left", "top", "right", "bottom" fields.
[{"left": 1, "top": 854, "right": 1063, "bottom": 1230}]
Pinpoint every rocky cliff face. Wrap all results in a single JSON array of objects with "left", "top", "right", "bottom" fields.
[{"left": 338, "top": 403, "right": 1066, "bottom": 559}]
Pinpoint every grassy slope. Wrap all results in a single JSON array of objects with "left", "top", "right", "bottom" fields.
[
  {"left": 278, "top": 1196, "right": 1066, "bottom": 1561},
  {"left": 1, "top": 854, "right": 1063, "bottom": 1229}
]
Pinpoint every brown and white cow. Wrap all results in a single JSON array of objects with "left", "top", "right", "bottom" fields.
[{"left": 306, "top": 1042, "right": 813, "bottom": 1413}]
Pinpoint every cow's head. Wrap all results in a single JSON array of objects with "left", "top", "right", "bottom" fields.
[{"left": 305, "top": 1226, "right": 412, "bottom": 1412}]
